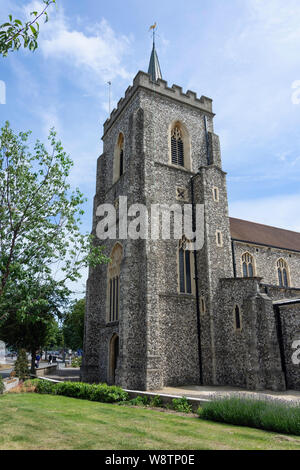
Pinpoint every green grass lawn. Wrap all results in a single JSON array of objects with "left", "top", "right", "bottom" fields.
[{"left": 1, "top": 393, "right": 300, "bottom": 450}]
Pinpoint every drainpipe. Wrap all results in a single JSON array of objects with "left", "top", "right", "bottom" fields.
[{"left": 191, "top": 175, "right": 203, "bottom": 385}]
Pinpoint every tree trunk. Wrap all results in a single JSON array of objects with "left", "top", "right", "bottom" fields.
[{"left": 30, "top": 350, "right": 36, "bottom": 375}]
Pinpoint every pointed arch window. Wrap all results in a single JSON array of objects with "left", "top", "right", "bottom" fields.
[
  {"left": 178, "top": 236, "right": 194, "bottom": 294},
  {"left": 171, "top": 126, "right": 184, "bottom": 167},
  {"left": 242, "top": 252, "right": 254, "bottom": 277},
  {"left": 277, "top": 259, "right": 289, "bottom": 288},
  {"left": 107, "top": 243, "right": 123, "bottom": 323}
]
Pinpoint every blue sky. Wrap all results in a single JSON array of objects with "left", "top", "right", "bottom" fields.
[{"left": 1, "top": 0, "right": 300, "bottom": 291}]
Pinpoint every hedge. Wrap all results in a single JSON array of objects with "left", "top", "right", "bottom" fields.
[{"left": 31, "top": 379, "right": 128, "bottom": 403}]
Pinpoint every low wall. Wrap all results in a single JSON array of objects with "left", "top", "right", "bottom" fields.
[
  {"left": 123, "top": 389, "right": 209, "bottom": 412},
  {"left": 3, "top": 377, "right": 19, "bottom": 392},
  {"left": 35, "top": 364, "right": 58, "bottom": 377}
]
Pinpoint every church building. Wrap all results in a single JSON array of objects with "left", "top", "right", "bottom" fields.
[{"left": 82, "top": 40, "right": 300, "bottom": 392}]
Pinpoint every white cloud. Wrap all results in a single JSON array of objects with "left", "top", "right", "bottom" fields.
[
  {"left": 230, "top": 193, "right": 300, "bottom": 232},
  {"left": 186, "top": 0, "right": 300, "bottom": 159},
  {"left": 23, "top": 1, "right": 131, "bottom": 83},
  {"left": 42, "top": 19, "right": 131, "bottom": 81}
]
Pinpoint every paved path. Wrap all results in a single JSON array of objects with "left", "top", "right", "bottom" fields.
[
  {"left": 0, "top": 361, "right": 55, "bottom": 379},
  {"left": 152, "top": 385, "right": 300, "bottom": 403}
]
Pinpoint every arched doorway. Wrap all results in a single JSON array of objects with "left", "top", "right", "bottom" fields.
[{"left": 109, "top": 334, "right": 119, "bottom": 385}]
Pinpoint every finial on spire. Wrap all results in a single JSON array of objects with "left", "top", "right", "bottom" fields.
[{"left": 148, "top": 22, "right": 162, "bottom": 82}]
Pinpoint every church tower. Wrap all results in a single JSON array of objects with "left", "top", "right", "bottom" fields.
[{"left": 82, "top": 40, "right": 234, "bottom": 390}]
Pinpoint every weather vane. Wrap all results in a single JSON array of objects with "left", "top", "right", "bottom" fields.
[{"left": 149, "top": 22, "right": 157, "bottom": 45}]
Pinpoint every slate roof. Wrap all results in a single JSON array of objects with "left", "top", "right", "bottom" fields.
[{"left": 230, "top": 217, "right": 300, "bottom": 252}]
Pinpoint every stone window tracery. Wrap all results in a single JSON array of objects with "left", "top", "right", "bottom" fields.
[
  {"left": 277, "top": 259, "right": 289, "bottom": 288},
  {"left": 107, "top": 243, "right": 123, "bottom": 323},
  {"left": 242, "top": 252, "right": 254, "bottom": 277},
  {"left": 178, "top": 236, "right": 194, "bottom": 294},
  {"left": 171, "top": 126, "right": 184, "bottom": 167}
]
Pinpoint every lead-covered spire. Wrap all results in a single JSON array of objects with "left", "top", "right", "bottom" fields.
[{"left": 148, "top": 24, "right": 162, "bottom": 82}]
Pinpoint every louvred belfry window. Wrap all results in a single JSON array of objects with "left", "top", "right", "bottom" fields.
[{"left": 171, "top": 126, "right": 184, "bottom": 166}]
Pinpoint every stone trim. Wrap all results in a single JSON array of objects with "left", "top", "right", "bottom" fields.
[
  {"left": 216, "top": 230, "right": 223, "bottom": 247},
  {"left": 240, "top": 251, "right": 257, "bottom": 277},
  {"left": 154, "top": 160, "right": 196, "bottom": 175},
  {"left": 168, "top": 120, "right": 192, "bottom": 171}
]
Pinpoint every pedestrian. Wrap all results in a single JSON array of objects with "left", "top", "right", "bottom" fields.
[
  {"left": 48, "top": 354, "right": 52, "bottom": 364},
  {"left": 35, "top": 353, "right": 40, "bottom": 369}
]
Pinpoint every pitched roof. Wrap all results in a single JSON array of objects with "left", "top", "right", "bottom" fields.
[{"left": 230, "top": 217, "right": 300, "bottom": 252}]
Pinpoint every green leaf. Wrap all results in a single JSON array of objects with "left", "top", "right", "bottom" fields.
[{"left": 29, "top": 25, "right": 37, "bottom": 36}]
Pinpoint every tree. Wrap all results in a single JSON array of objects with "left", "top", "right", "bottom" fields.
[
  {"left": 0, "top": 277, "right": 69, "bottom": 373},
  {"left": 0, "top": 1, "right": 56, "bottom": 57},
  {"left": 63, "top": 298, "right": 85, "bottom": 351},
  {"left": 13, "top": 349, "right": 29, "bottom": 380},
  {"left": 45, "top": 318, "right": 63, "bottom": 352},
  {"left": 0, "top": 122, "right": 109, "bottom": 322}
]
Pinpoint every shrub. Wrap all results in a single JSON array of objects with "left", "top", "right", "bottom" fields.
[
  {"left": 0, "top": 375, "right": 4, "bottom": 394},
  {"left": 35, "top": 380, "right": 56, "bottom": 395},
  {"left": 149, "top": 395, "right": 163, "bottom": 408},
  {"left": 172, "top": 397, "right": 193, "bottom": 413},
  {"left": 89, "top": 384, "right": 128, "bottom": 403},
  {"left": 54, "top": 381, "right": 92, "bottom": 400},
  {"left": 71, "top": 357, "right": 82, "bottom": 368},
  {"left": 128, "top": 395, "right": 150, "bottom": 407},
  {"left": 14, "top": 349, "right": 30, "bottom": 380},
  {"left": 34, "top": 380, "right": 129, "bottom": 404},
  {"left": 198, "top": 396, "right": 300, "bottom": 436},
  {"left": 20, "top": 379, "right": 39, "bottom": 393}
]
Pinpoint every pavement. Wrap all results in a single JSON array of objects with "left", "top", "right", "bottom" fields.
[
  {"left": 0, "top": 361, "right": 60, "bottom": 379},
  {"left": 152, "top": 385, "right": 300, "bottom": 403}
]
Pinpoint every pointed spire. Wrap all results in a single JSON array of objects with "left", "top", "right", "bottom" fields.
[{"left": 148, "top": 25, "right": 162, "bottom": 82}]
